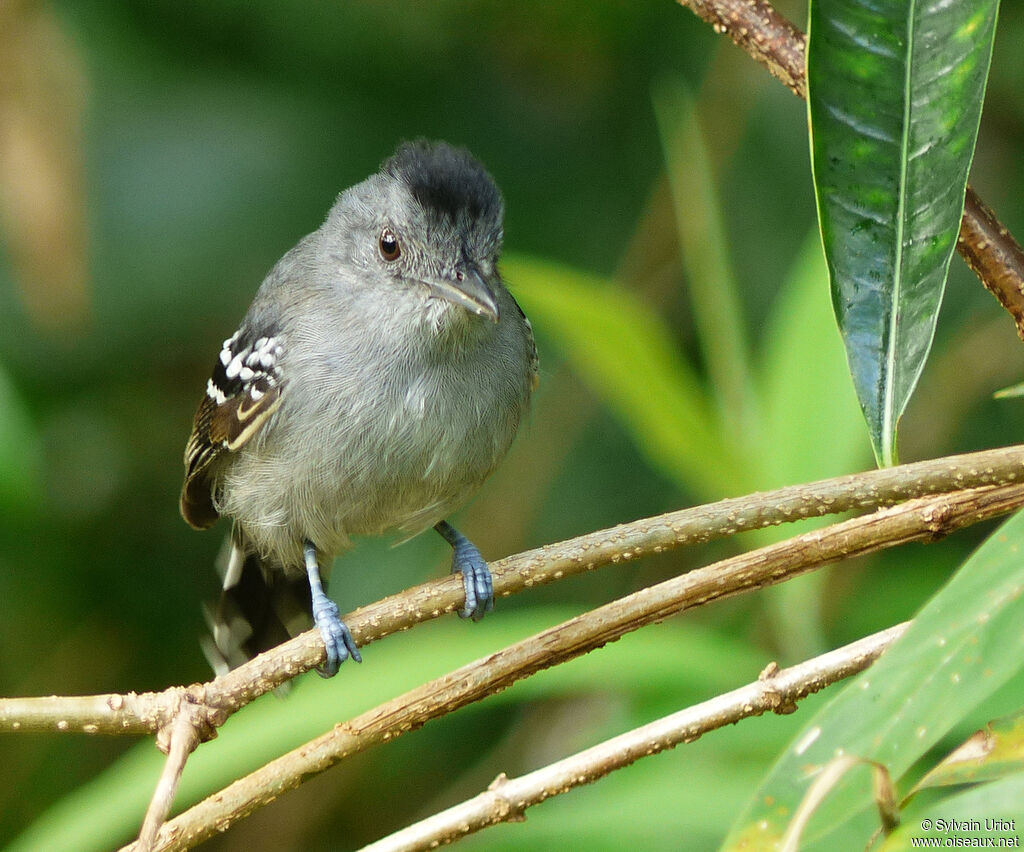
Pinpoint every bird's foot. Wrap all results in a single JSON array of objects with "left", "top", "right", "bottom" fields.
[
  {"left": 451, "top": 539, "right": 494, "bottom": 621},
  {"left": 305, "top": 539, "right": 361, "bottom": 677},
  {"left": 435, "top": 522, "right": 494, "bottom": 621},
  {"left": 311, "top": 595, "right": 361, "bottom": 677}
]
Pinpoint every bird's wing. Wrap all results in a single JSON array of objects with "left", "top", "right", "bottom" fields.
[
  {"left": 180, "top": 328, "right": 285, "bottom": 529},
  {"left": 511, "top": 294, "right": 540, "bottom": 392}
]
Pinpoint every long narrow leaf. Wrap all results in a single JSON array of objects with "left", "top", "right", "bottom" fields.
[
  {"left": 653, "top": 77, "right": 756, "bottom": 441},
  {"left": 505, "top": 254, "right": 742, "bottom": 498},
  {"left": 0, "top": 363, "right": 41, "bottom": 513},
  {"left": 807, "top": 0, "right": 999, "bottom": 465},
  {"left": 759, "top": 230, "right": 870, "bottom": 488},
  {"left": 724, "top": 506, "right": 1024, "bottom": 848}
]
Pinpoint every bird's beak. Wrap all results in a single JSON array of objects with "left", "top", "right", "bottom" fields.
[{"left": 422, "top": 267, "right": 500, "bottom": 322}]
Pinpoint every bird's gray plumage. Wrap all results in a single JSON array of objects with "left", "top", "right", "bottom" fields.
[{"left": 182, "top": 140, "right": 537, "bottom": 672}]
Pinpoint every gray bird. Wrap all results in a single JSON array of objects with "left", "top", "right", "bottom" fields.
[{"left": 180, "top": 140, "right": 538, "bottom": 676}]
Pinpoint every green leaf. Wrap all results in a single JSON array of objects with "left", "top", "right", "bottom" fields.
[
  {"left": 807, "top": 0, "right": 1000, "bottom": 466},
  {"left": 880, "top": 773, "right": 1024, "bottom": 851},
  {"left": 652, "top": 77, "right": 756, "bottom": 441},
  {"left": 911, "top": 711, "right": 1024, "bottom": 791},
  {"left": 723, "top": 506, "right": 1024, "bottom": 849},
  {"left": 994, "top": 381, "right": 1024, "bottom": 399},
  {"left": 0, "top": 363, "right": 41, "bottom": 513},
  {"left": 505, "top": 254, "right": 744, "bottom": 498},
  {"left": 758, "top": 230, "right": 870, "bottom": 489}
]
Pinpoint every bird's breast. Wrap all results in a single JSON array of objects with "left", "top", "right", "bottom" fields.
[{"left": 220, "top": 303, "right": 532, "bottom": 566}]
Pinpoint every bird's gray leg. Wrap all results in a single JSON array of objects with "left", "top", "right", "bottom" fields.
[
  {"left": 304, "top": 540, "right": 361, "bottom": 676},
  {"left": 434, "top": 521, "right": 494, "bottom": 622}
]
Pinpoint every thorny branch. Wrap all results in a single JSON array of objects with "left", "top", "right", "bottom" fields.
[
  {"left": 5, "top": 443, "right": 1024, "bottom": 736},
  {"left": 674, "top": 0, "right": 1024, "bottom": 336},
  {"left": 359, "top": 623, "right": 909, "bottom": 852},
  {"left": 127, "top": 482, "right": 1024, "bottom": 851}
]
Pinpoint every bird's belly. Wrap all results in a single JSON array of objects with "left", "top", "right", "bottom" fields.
[{"left": 218, "top": 380, "right": 519, "bottom": 570}]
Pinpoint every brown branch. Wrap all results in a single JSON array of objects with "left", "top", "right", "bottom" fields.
[
  {"left": 126, "top": 483, "right": 1024, "bottom": 851},
  {"left": 6, "top": 445, "right": 1024, "bottom": 849},
  {"left": 0, "top": 686, "right": 226, "bottom": 737},
  {"left": 359, "top": 623, "right": 909, "bottom": 852},
  {"left": 137, "top": 712, "right": 202, "bottom": 852},
  {"left": 674, "top": 0, "right": 1024, "bottom": 329},
  {"left": 958, "top": 188, "right": 1024, "bottom": 341},
  {"left": 676, "top": 0, "right": 806, "bottom": 97},
  {"left": 0, "top": 692, "right": 165, "bottom": 735},
  {"left": 207, "top": 442, "right": 1024, "bottom": 712},
  {"left": 5, "top": 443, "right": 1024, "bottom": 737}
]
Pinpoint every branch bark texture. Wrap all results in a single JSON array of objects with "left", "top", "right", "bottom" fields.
[
  {"left": 205, "top": 442, "right": 1024, "bottom": 710},
  {"left": 4, "top": 443, "right": 1024, "bottom": 737},
  {"left": 359, "top": 623, "right": 909, "bottom": 852},
  {"left": 5, "top": 447, "right": 1024, "bottom": 851},
  {"left": 128, "top": 482, "right": 1024, "bottom": 851},
  {"left": 959, "top": 189, "right": 1024, "bottom": 342}
]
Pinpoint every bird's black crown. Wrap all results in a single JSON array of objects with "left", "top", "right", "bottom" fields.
[{"left": 383, "top": 140, "right": 502, "bottom": 224}]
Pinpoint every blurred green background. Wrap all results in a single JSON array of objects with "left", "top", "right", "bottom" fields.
[{"left": 1, "top": 1, "right": 1022, "bottom": 850}]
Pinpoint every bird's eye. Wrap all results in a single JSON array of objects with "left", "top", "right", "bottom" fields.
[{"left": 379, "top": 229, "right": 401, "bottom": 261}]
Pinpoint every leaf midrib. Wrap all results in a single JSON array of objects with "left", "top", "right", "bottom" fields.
[{"left": 884, "top": 0, "right": 918, "bottom": 467}]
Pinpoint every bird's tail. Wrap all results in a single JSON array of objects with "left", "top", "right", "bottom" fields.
[{"left": 201, "top": 537, "right": 313, "bottom": 674}]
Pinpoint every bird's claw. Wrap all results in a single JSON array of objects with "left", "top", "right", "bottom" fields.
[
  {"left": 450, "top": 538, "right": 494, "bottom": 622},
  {"left": 312, "top": 597, "right": 361, "bottom": 677}
]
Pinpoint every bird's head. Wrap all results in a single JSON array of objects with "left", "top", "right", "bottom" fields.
[{"left": 327, "top": 140, "right": 506, "bottom": 324}]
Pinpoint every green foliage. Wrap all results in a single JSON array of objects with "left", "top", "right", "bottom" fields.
[
  {"left": 0, "top": 365, "right": 41, "bottom": 515},
  {"left": 881, "top": 774, "right": 1024, "bottom": 850},
  {"left": 507, "top": 254, "right": 740, "bottom": 498},
  {"left": 653, "top": 79, "right": 756, "bottom": 441},
  {"left": 511, "top": 146, "right": 870, "bottom": 509},
  {"left": 517, "top": 85, "right": 872, "bottom": 664},
  {"left": 914, "top": 711, "right": 1024, "bottom": 790},
  {"left": 724, "top": 507, "right": 1024, "bottom": 848},
  {"left": 808, "top": 0, "right": 1000, "bottom": 465}
]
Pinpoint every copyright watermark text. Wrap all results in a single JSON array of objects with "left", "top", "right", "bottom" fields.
[{"left": 911, "top": 818, "right": 1019, "bottom": 848}]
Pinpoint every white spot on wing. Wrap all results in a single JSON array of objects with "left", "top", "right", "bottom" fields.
[
  {"left": 225, "top": 352, "right": 246, "bottom": 379},
  {"left": 206, "top": 379, "right": 227, "bottom": 405}
]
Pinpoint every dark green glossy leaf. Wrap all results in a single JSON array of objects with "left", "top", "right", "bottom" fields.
[{"left": 808, "top": 0, "right": 999, "bottom": 465}]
